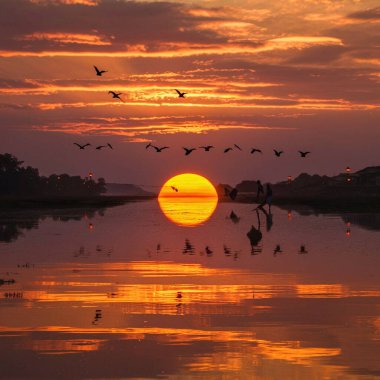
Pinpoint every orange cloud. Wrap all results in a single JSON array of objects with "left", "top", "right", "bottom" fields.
[{"left": 22, "top": 32, "right": 110, "bottom": 45}]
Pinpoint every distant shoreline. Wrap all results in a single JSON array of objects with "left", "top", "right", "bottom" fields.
[
  {"left": 219, "top": 194, "right": 380, "bottom": 212},
  {"left": 1, "top": 194, "right": 379, "bottom": 213},
  {"left": 0, "top": 195, "right": 156, "bottom": 209}
]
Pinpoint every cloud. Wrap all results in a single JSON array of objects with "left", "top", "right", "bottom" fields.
[
  {"left": 21, "top": 33, "right": 111, "bottom": 45},
  {"left": 348, "top": 7, "right": 380, "bottom": 20}
]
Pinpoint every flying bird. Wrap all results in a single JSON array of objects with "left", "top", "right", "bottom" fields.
[
  {"left": 250, "top": 148, "right": 262, "bottom": 154},
  {"left": 175, "top": 89, "right": 186, "bottom": 98},
  {"left": 94, "top": 65, "right": 107, "bottom": 76},
  {"left": 183, "top": 147, "right": 196, "bottom": 156},
  {"left": 234, "top": 144, "right": 242, "bottom": 151},
  {"left": 224, "top": 147, "right": 233, "bottom": 153},
  {"left": 73, "top": 143, "right": 91, "bottom": 150},
  {"left": 152, "top": 145, "right": 169, "bottom": 152},
  {"left": 96, "top": 145, "right": 106, "bottom": 150},
  {"left": 108, "top": 91, "right": 124, "bottom": 102},
  {"left": 199, "top": 145, "right": 214, "bottom": 151},
  {"left": 274, "top": 149, "right": 283, "bottom": 157},
  {"left": 171, "top": 186, "right": 179, "bottom": 192},
  {"left": 298, "top": 151, "right": 310, "bottom": 157},
  {"left": 107, "top": 143, "right": 113, "bottom": 149}
]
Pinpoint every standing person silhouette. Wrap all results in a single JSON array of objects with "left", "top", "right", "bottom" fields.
[{"left": 256, "top": 180, "right": 264, "bottom": 202}]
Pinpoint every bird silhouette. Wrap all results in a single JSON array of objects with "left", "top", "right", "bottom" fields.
[
  {"left": 152, "top": 146, "right": 169, "bottom": 152},
  {"left": 183, "top": 147, "right": 196, "bottom": 156},
  {"left": 299, "top": 151, "right": 310, "bottom": 157},
  {"left": 199, "top": 145, "right": 214, "bottom": 151},
  {"left": 96, "top": 145, "right": 106, "bottom": 150},
  {"left": 94, "top": 65, "right": 107, "bottom": 76},
  {"left": 274, "top": 245, "right": 283, "bottom": 254},
  {"left": 73, "top": 143, "right": 91, "bottom": 150},
  {"left": 224, "top": 147, "right": 233, "bottom": 153},
  {"left": 171, "top": 186, "right": 179, "bottom": 192},
  {"left": 175, "top": 89, "right": 186, "bottom": 98},
  {"left": 234, "top": 144, "right": 242, "bottom": 151},
  {"left": 108, "top": 91, "right": 124, "bottom": 102},
  {"left": 274, "top": 149, "right": 283, "bottom": 157},
  {"left": 250, "top": 148, "right": 262, "bottom": 154},
  {"left": 107, "top": 143, "right": 113, "bottom": 149}
]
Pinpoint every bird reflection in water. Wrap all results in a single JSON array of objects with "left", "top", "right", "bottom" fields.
[
  {"left": 273, "top": 244, "right": 283, "bottom": 255},
  {"left": 91, "top": 309, "right": 102, "bottom": 325},
  {"left": 298, "top": 245, "right": 308, "bottom": 254},
  {"left": 182, "top": 239, "right": 195, "bottom": 255},
  {"left": 205, "top": 246, "right": 213, "bottom": 257},
  {"left": 176, "top": 291, "right": 183, "bottom": 314},
  {"left": 229, "top": 210, "right": 240, "bottom": 224}
]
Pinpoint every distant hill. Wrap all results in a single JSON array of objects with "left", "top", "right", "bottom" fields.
[{"left": 105, "top": 183, "right": 155, "bottom": 197}]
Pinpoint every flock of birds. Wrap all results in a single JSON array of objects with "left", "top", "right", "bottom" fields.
[
  {"left": 74, "top": 140, "right": 310, "bottom": 158},
  {"left": 145, "top": 143, "right": 311, "bottom": 157},
  {"left": 73, "top": 143, "right": 113, "bottom": 150},
  {"left": 94, "top": 65, "right": 187, "bottom": 103},
  {"left": 72, "top": 66, "right": 311, "bottom": 158},
  {"left": 152, "top": 239, "right": 309, "bottom": 260}
]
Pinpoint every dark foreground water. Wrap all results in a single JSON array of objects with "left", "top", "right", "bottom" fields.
[{"left": 0, "top": 201, "right": 379, "bottom": 379}]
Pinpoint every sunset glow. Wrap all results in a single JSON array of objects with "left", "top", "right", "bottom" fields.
[{"left": 0, "top": 0, "right": 379, "bottom": 184}]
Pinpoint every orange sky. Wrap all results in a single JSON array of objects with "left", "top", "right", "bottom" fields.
[{"left": 0, "top": 0, "right": 379, "bottom": 185}]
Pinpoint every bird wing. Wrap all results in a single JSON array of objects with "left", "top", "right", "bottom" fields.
[
  {"left": 73, "top": 143, "right": 81, "bottom": 148},
  {"left": 107, "top": 143, "right": 113, "bottom": 149},
  {"left": 175, "top": 89, "right": 181, "bottom": 95},
  {"left": 234, "top": 144, "right": 242, "bottom": 150},
  {"left": 94, "top": 65, "right": 100, "bottom": 74},
  {"left": 84, "top": 143, "right": 91, "bottom": 147},
  {"left": 108, "top": 91, "right": 115, "bottom": 95}
]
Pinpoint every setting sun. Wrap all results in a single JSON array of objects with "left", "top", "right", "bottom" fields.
[{"left": 158, "top": 173, "right": 218, "bottom": 226}]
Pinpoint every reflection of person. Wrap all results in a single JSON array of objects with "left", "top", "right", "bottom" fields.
[
  {"left": 256, "top": 180, "right": 264, "bottom": 202},
  {"left": 265, "top": 184, "right": 273, "bottom": 211},
  {"left": 259, "top": 205, "right": 273, "bottom": 232}
]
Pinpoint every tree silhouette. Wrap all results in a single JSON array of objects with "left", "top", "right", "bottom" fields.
[{"left": 0, "top": 153, "right": 107, "bottom": 197}]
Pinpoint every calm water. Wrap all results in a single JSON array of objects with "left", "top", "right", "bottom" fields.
[{"left": 0, "top": 201, "right": 380, "bottom": 379}]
